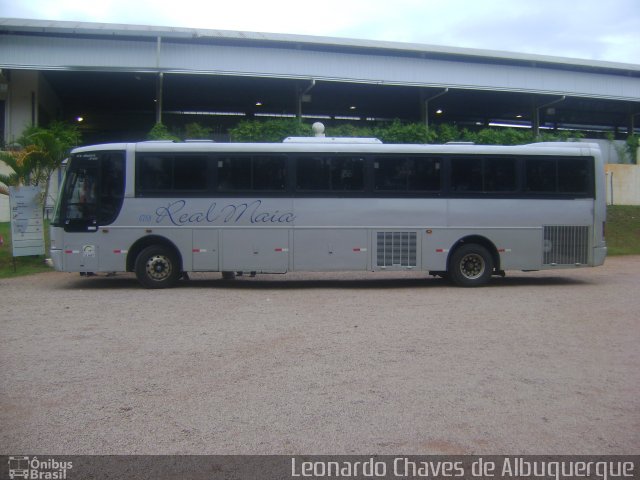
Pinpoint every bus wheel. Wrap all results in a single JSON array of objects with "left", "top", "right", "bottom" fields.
[
  {"left": 449, "top": 244, "right": 493, "bottom": 287},
  {"left": 135, "top": 245, "right": 180, "bottom": 289}
]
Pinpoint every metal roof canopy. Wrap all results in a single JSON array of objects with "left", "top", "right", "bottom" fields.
[{"left": 1, "top": 18, "right": 639, "bottom": 143}]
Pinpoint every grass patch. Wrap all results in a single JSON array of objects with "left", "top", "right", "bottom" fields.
[
  {"left": 0, "top": 206, "right": 639, "bottom": 278},
  {"left": 0, "top": 221, "right": 53, "bottom": 279},
  {"left": 607, "top": 205, "right": 640, "bottom": 255}
]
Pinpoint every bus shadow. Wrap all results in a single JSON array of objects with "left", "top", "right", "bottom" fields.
[{"left": 62, "top": 272, "right": 592, "bottom": 290}]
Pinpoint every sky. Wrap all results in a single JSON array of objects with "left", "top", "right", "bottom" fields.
[{"left": 1, "top": 0, "right": 639, "bottom": 64}]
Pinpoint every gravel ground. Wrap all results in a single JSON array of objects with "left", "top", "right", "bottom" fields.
[{"left": 1, "top": 257, "right": 639, "bottom": 455}]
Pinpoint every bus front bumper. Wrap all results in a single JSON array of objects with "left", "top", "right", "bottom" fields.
[{"left": 50, "top": 249, "right": 64, "bottom": 271}]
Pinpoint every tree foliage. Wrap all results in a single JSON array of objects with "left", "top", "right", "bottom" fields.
[
  {"left": 0, "top": 122, "right": 80, "bottom": 205},
  {"left": 1, "top": 122, "right": 80, "bottom": 186},
  {"left": 147, "top": 123, "right": 181, "bottom": 141},
  {"left": 184, "top": 122, "right": 213, "bottom": 140},
  {"left": 229, "top": 118, "right": 311, "bottom": 142},
  {"left": 227, "top": 118, "right": 585, "bottom": 145},
  {"left": 627, "top": 135, "right": 639, "bottom": 164}
]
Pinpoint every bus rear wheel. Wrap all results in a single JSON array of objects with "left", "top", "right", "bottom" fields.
[
  {"left": 449, "top": 244, "right": 493, "bottom": 287},
  {"left": 135, "top": 245, "right": 181, "bottom": 289}
]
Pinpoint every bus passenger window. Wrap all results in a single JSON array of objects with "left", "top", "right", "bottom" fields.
[
  {"left": 450, "top": 158, "right": 482, "bottom": 192},
  {"left": 173, "top": 156, "right": 207, "bottom": 190},
  {"left": 374, "top": 156, "right": 441, "bottom": 192},
  {"left": 374, "top": 156, "right": 411, "bottom": 190},
  {"left": 331, "top": 157, "right": 364, "bottom": 191},
  {"left": 296, "top": 157, "right": 331, "bottom": 190},
  {"left": 217, "top": 155, "right": 286, "bottom": 191},
  {"left": 252, "top": 156, "right": 287, "bottom": 190},
  {"left": 296, "top": 156, "right": 364, "bottom": 191},
  {"left": 484, "top": 157, "right": 517, "bottom": 192},
  {"left": 218, "top": 157, "right": 251, "bottom": 191},
  {"left": 525, "top": 158, "right": 556, "bottom": 192},
  {"left": 139, "top": 156, "right": 172, "bottom": 191},
  {"left": 98, "top": 152, "right": 125, "bottom": 225},
  {"left": 558, "top": 158, "right": 589, "bottom": 193}
]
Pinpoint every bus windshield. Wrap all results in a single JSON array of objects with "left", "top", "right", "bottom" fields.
[{"left": 53, "top": 151, "right": 125, "bottom": 231}]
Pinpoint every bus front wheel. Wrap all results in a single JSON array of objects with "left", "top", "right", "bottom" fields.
[
  {"left": 135, "top": 245, "right": 181, "bottom": 289},
  {"left": 449, "top": 244, "right": 493, "bottom": 287}
]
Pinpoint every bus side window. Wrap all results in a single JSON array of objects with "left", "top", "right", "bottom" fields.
[
  {"left": 558, "top": 158, "right": 589, "bottom": 194},
  {"left": 217, "top": 155, "right": 286, "bottom": 191},
  {"left": 450, "top": 158, "right": 482, "bottom": 192},
  {"left": 484, "top": 157, "right": 517, "bottom": 192},
  {"left": 525, "top": 158, "right": 556, "bottom": 192},
  {"left": 252, "top": 156, "right": 287, "bottom": 190},
  {"left": 374, "top": 156, "right": 441, "bottom": 192},
  {"left": 139, "top": 156, "right": 172, "bottom": 191},
  {"left": 331, "top": 157, "right": 364, "bottom": 191},
  {"left": 218, "top": 156, "right": 250, "bottom": 191},
  {"left": 296, "top": 156, "right": 331, "bottom": 190},
  {"left": 296, "top": 156, "right": 364, "bottom": 191},
  {"left": 173, "top": 156, "right": 208, "bottom": 190},
  {"left": 99, "top": 152, "right": 125, "bottom": 225},
  {"left": 374, "top": 156, "right": 410, "bottom": 190}
]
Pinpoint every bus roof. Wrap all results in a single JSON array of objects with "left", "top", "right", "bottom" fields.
[{"left": 71, "top": 140, "right": 600, "bottom": 157}]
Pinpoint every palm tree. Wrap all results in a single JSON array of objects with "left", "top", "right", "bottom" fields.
[
  {"left": 0, "top": 145, "right": 42, "bottom": 189},
  {"left": 20, "top": 122, "right": 80, "bottom": 206},
  {"left": 0, "top": 122, "right": 80, "bottom": 210}
]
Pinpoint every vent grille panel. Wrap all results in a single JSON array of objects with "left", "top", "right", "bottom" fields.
[
  {"left": 543, "top": 226, "right": 589, "bottom": 265},
  {"left": 376, "top": 232, "right": 417, "bottom": 267}
]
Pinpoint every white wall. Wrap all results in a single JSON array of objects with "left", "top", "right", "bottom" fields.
[
  {"left": 606, "top": 164, "right": 640, "bottom": 206},
  {"left": 4, "top": 70, "right": 38, "bottom": 144},
  {"left": 578, "top": 138, "right": 634, "bottom": 164}
]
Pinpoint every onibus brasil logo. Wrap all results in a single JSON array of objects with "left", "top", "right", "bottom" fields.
[{"left": 8, "top": 457, "right": 73, "bottom": 479}]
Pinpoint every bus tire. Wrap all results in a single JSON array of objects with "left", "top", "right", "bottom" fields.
[
  {"left": 134, "top": 245, "right": 181, "bottom": 289},
  {"left": 449, "top": 244, "right": 493, "bottom": 287}
]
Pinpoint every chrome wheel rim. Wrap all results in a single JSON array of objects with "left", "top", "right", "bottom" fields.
[
  {"left": 145, "top": 254, "right": 172, "bottom": 281},
  {"left": 459, "top": 253, "right": 485, "bottom": 280}
]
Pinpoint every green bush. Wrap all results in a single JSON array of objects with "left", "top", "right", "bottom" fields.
[
  {"left": 325, "top": 124, "right": 375, "bottom": 138},
  {"left": 229, "top": 119, "right": 311, "bottom": 142},
  {"left": 467, "top": 128, "right": 534, "bottom": 145},
  {"left": 184, "top": 122, "right": 212, "bottom": 140},
  {"left": 147, "top": 123, "right": 180, "bottom": 141},
  {"left": 627, "top": 135, "right": 639, "bottom": 164},
  {"left": 373, "top": 120, "right": 435, "bottom": 144}
]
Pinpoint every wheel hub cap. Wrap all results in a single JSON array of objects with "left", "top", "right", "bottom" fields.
[{"left": 460, "top": 253, "right": 485, "bottom": 279}]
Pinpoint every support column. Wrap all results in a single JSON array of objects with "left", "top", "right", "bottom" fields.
[
  {"left": 422, "top": 88, "right": 448, "bottom": 131},
  {"left": 155, "top": 72, "right": 164, "bottom": 125},
  {"left": 296, "top": 79, "right": 315, "bottom": 123},
  {"left": 4, "top": 70, "right": 39, "bottom": 143},
  {"left": 531, "top": 97, "right": 540, "bottom": 137},
  {"left": 533, "top": 95, "right": 565, "bottom": 138},
  {"left": 155, "top": 35, "right": 164, "bottom": 125}
]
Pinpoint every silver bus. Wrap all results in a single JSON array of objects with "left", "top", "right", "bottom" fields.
[{"left": 50, "top": 132, "right": 606, "bottom": 288}]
